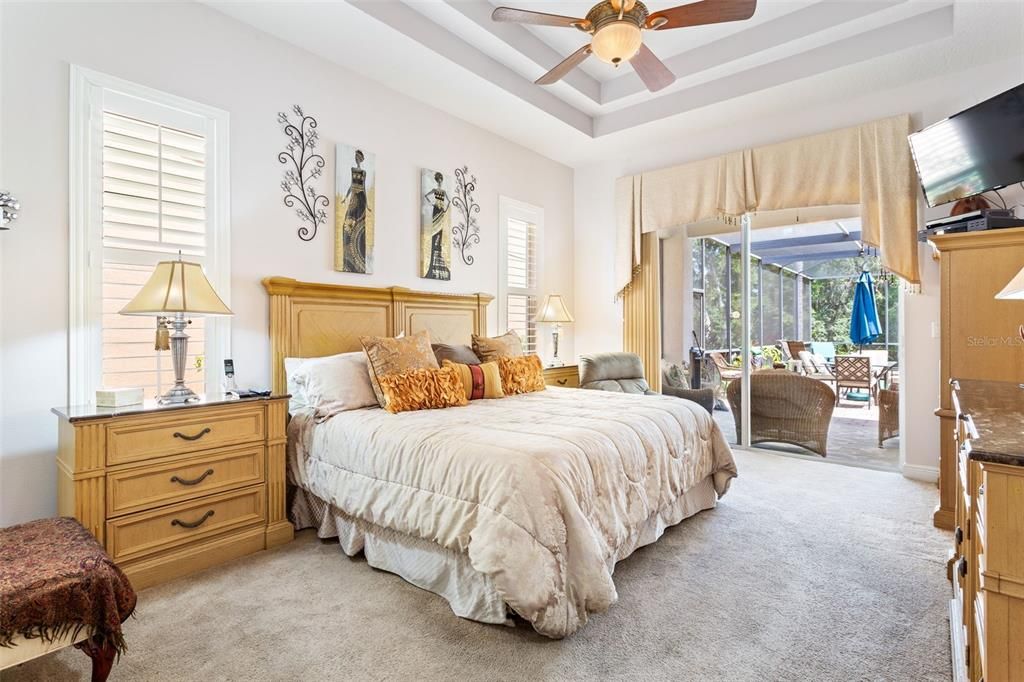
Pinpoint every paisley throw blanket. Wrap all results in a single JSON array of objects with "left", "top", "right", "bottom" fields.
[
  {"left": 289, "top": 387, "right": 737, "bottom": 638},
  {"left": 0, "top": 518, "right": 136, "bottom": 654}
]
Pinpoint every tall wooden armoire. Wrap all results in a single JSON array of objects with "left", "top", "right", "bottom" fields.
[{"left": 930, "top": 227, "right": 1024, "bottom": 530}]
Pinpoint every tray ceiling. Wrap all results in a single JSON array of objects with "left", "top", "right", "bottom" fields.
[{"left": 207, "top": 0, "right": 1021, "bottom": 167}]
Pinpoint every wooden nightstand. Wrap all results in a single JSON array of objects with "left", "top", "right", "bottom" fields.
[
  {"left": 53, "top": 394, "right": 292, "bottom": 590},
  {"left": 543, "top": 364, "right": 580, "bottom": 388}
]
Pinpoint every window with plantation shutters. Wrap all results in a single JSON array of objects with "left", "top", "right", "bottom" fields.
[
  {"left": 505, "top": 218, "right": 538, "bottom": 354},
  {"left": 498, "top": 198, "right": 543, "bottom": 357},
  {"left": 70, "top": 67, "right": 230, "bottom": 404},
  {"left": 101, "top": 113, "right": 208, "bottom": 396}
]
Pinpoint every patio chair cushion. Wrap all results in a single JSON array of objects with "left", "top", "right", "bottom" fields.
[
  {"left": 798, "top": 350, "right": 830, "bottom": 375},
  {"left": 808, "top": 342, "right": 836, "bottom": 362},
  {"left": 579, "top": 352, "right": 655, "bottom": 394}
]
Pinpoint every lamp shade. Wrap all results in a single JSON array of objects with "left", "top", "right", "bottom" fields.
[
  {"left": 534, "top": 294, "right": 574, "bottom": 324},
  {"left": 995, "top": 266, "right": 1024, "bottom": 300},
  {"left": 120, "top": 259, "right": 232, "bottom": 316}
]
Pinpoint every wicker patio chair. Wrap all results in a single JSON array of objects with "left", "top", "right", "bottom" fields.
[
  {"left": 878, "top": 381, "right": 899, "bottom": 447},
  {"left": 727, "top": 370, "right": 836, "bottom": 456},
  {"left": 834, "top": 355, "right": 874, "bottom": 407},
  {"left": 708, "top": 351, "right": 742, "bottom": 383}
]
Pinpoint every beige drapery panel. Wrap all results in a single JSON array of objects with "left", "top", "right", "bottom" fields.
[
  {"left": 622, "top": 232, "right": 661, "bottom": 392},
  {"left": 615, "top": 114, "right": 920, "bottom": 298}
]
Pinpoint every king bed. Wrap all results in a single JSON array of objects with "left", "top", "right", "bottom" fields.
[{"left": 265, "top": 277, "right": 737, "bottom": 638}]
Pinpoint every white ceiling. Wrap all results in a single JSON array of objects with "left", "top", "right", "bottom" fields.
[{"left": 207, "top": 0, "right": 1023, "bottom": 167}]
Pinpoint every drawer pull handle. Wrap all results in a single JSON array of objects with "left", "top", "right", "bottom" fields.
[
  {"left": 171, "top": 510, "right": 215, "bottom": 529},
  {"left": 173, "top": 427, "right": 211, "bottom": 442},
  {"left": 170, "top": 469, "right": 214, "bottom": 486},
  {"left": 557, "top": 379, "right": 568, "bottom": 386},
  {"left": 958, "top": 557, "right": 968, "bottom": 579},
  {"left": 955, "top": 526, "right": 964, "bottom": 545}
]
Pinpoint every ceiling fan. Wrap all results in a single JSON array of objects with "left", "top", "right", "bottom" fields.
[{"left": 492, "top": 0, "right": 757, "bottom": 92}]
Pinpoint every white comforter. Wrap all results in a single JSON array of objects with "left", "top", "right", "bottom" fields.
[{"left": 288, "top": 387, "right": 737, "bottom": 637}]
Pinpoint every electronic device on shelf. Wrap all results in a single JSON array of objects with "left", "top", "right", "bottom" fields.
[
  {"left": 909, "top": 82, "right": 1024, "bottom": 208},
  {"left": 918, "top": 208, "right": 1024, "bottom": 241}
]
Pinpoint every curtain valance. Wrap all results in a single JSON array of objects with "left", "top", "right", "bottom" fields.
[{"left": 615, "top": 114, "right": 920, "bottom": 295}]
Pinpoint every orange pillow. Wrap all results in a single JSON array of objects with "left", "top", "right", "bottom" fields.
[
  {"left": 361, "top": 331, "right": 439, "bottom": 407},
  {"left": 497, "top": 354, "right": 546, "bottom": 395},
  {"left": 377, "top": 364, "right": 468, "bottom": 414},
  {"left": 443, "top": 360, "right": 504, "bottom": 401}
]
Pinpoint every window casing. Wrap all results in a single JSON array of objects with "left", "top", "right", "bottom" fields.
[
  {"left": 70, "top": 67, "right": 230, "bottom": 404},
  {"left": 498, "top": 197, "right": 543, "bottom": 355}
]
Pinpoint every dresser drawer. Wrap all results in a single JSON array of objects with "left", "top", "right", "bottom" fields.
[
  {"left": 106, "top": 405, "right": 266, "bottom": 465},
  {"left": 107, "top": 444, "right": 265, "bottom": 517},
  {"left": 544, "top": 366, "right": 580, "bottom": 388},
  {"left": 106, "top": 485, "right": 266, "bottom": 564}
]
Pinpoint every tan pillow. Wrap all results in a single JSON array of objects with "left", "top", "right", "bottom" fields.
[
  {"left": 361, "top": 330, "right": 439, "bottom": 407},
  {"left": 472, "top": 330, "right": 523, "bottom": 363},
  {"left": 443, "top": 360, "right": 504, "bottom": 401},
  {"left": 497, "top": 354, "right": 546, "bottom": 395},
  {"left": 377, "top": 365, "right": 468, "bottom": 414}
]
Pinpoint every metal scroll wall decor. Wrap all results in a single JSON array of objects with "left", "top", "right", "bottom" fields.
[
  {"left": 451, "top": 166, "right": 481, "bottom": 266},
  {"left": 277, "top": 105, "right": 329, "bottom": 241}
]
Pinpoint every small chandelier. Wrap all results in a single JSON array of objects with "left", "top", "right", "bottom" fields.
[{"left": 0, "top": 191, "right": 19, "bottom": 230}]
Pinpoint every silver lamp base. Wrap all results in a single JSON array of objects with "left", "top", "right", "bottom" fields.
[
  {"left": 158, "top": 313, "right": 201, "bottom": 405},
  {"left": 548, "top": 325, "right": 564, "bottom": 367}
]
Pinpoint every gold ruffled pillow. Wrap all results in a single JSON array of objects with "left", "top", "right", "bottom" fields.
[
  {"left": 472, "top": 330, "right": 523, "bottom": 363},
  {"left": 361, "top": 331, "right": 439, "bottom": 407},
  {"left": 443, "top": 360, "right": 504, "bottom": 401},
  {"left": 497, "top": 354, "right": 546, "bottom": 395},
  {"left": 377, "top": 365, "right": 468, "bottom": 414}
]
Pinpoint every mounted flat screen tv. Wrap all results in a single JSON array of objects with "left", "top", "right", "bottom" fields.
[{"left": 909, "top": 83, "right": 1024, "bottom": 208}]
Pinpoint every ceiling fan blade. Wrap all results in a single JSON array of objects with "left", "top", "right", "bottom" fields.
[
  {"left": 630, "top": 44, "right": 676, "bottom": 92},
  {"left": 492, "top": 6, "right": 588, "bottom": 29},
  {"left": 536, "top": 45, "right": 593, "bottom": 85},
  {"left": 647, "top": 0, "right": 756, "bottom": 30}
]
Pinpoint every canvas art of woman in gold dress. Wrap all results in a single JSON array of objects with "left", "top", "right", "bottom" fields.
[
  {"left": 421, "top": 171, "right": 451, "bottom": 280},
  {"left": 335, "top": 148, "right": 373, "bottom": 274}
]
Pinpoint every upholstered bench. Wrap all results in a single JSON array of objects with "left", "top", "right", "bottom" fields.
[{"left": 0, "top": 517, "right": 136, "bottom": 681}]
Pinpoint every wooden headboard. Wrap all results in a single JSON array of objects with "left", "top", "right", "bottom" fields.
[{"left": 262, "top": 277, "right": 493, "bottom": 394}]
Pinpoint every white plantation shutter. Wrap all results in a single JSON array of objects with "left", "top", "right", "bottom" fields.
[
  {"left": 505, "top": 218, "right": 538, "bottom": 354},
  {"left": 100, "top": 112, "right": 209, "bottom": 396}
]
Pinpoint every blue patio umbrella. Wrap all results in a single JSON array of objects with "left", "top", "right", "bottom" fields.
[{"left": 850, "top": 270, "right": 881, "bottom": 349}]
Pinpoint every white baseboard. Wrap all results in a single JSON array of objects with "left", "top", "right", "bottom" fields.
[{"left": 902, "top": 463, "right": 939, "bottom": 483}]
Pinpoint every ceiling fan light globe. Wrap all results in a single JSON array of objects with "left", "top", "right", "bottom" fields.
[{"left": 591, "top": 21, "right": 642, "bottom": 64}]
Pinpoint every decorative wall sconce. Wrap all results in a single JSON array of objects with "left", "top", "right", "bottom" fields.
[{"left": 0, "top": 191, "right": 19, "bottom": 230}]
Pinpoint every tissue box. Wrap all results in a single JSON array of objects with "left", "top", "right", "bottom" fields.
[{"left": 96, "top": 387, "right": 145, "bottom": 408}]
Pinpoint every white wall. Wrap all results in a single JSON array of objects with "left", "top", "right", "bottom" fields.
[
  {"left": 574, "top": 55, "right": 1024, "bottom": 480},
  {"left": 0, "top": 2, "right": 574, "bottom": 526}
]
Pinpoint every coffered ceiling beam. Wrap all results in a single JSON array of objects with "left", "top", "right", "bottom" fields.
[
  {"left": 602, "top": 0, "right": 911, "bottom": 104},
  {"left": 443, "top": 0, "right": 603, "bottom": 105},
  {"left": 349, "top": 0, "right": 593, "bottom": 136},
  {"left": 594, "top": 4, "right": 954, "bottom": 137}
]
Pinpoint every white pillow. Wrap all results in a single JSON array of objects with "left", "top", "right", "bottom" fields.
[
  {"left": 284, "top": 357, "right": 311, "bottom": 413},
  {"left": 294, "top": 352, "right": 377, "bottom": 419},
  {"left": 797, "top": 350, "right": 817, "bottom": 375}
]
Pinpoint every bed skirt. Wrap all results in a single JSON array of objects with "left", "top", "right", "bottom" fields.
[{"left": 289, "top": 474, "right": 722, "bottom": 628}]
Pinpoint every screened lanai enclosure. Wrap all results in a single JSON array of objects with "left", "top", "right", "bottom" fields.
[{"left": 661, "top": 218, "right": 901, "bottom": 472}]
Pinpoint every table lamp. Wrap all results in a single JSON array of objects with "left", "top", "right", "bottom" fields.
[
  {"left": 120, "top": 254, "right": 232, "bottom": 404},
  {"left": 534, "top": 294, "right": 574, "bottom": 367}
]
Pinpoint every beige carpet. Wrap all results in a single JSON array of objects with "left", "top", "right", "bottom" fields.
[{"left": 3, "top": 449, "right": 952, "bottom": 681}]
